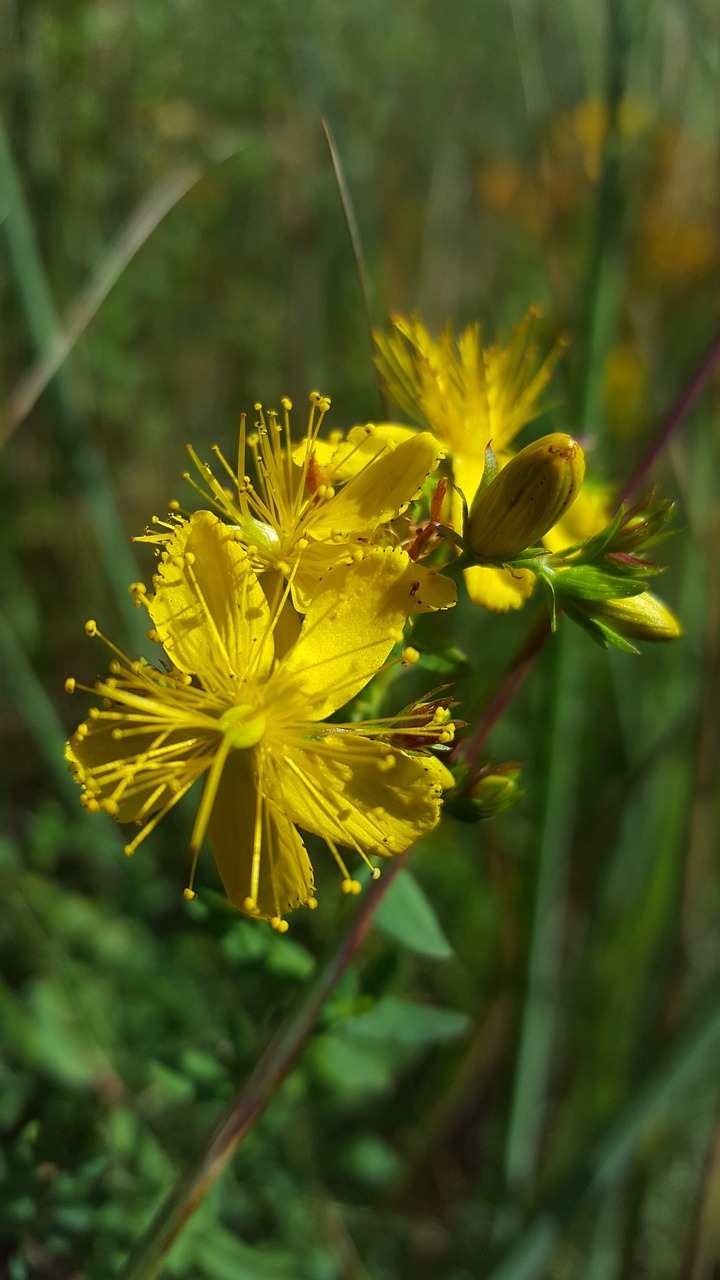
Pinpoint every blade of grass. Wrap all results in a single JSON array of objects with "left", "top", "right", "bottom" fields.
[
  {"left": 322, "top": 118, "right": 390, "bottom": 418},
  {"left": 487, "top": 989, "right": 720, "bottom": 1280},
  {"left": 1, "top": 164, "right": 206, "bottom": 444},
  {"left": 0, "top": 117, "right": 140, "bottom": 638},
  {"left": 0, "top": 607, "right": 76, "bottom": 802}
]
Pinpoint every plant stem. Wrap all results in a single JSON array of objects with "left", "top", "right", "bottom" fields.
[
  {"left": 116, "top": 857, "right": 405, "bottom": 1280},
  {"left": 620, "top": 332, "right": 720, "bottom": 505}
]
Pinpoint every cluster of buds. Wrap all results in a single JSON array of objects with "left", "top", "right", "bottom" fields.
[
  {"left": 449, "top": 434, "right": 680, "bottom": 652},
  {"left": 532, "top": 492, "right": 681, "bottom": 651}
]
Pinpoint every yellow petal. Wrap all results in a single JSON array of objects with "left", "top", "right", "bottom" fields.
[
  {"left": 463, "top": 563, "right": 536, "bottom": 612},
  {"left": 207, "top": 751, "right": 315, "bottom": 920},
  {"left": 280, "top": 548, "right": 446, "bottom": 719},
  {"left": 67, "top": 724, "right": 201, "bottom": 823},
  {"left": 452, "top": 454, "right": 486, "bottom": 514},
  {"left": 277, "top": 734, "right": 452, "bottom": 857},
  {"left": 290, "top": 540, "right": 362, "bottom": 614},
  {"left": 260, "top": 571, "right": 302, "bottom": 657},
  {"left": 308, "top": 432, "right": 444, "bottom": 538},
  {"left": 149, "top": 512, "right": 274, "bottom": 687},
  {"left": 296, "top": 423, "right": 419, "bottom": 483},
  {"left": 291, "top": 542, "right": 457, "bottom": 616}
]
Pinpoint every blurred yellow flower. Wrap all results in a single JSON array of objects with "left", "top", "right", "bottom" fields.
[
  {"left": 144, "top": 392, "right": 454, "bottom": 616},
  {"left": 374, "top": 311, "right": 600, "bottom": 611},
  {"left": 67, "top": 512, "right": 454, "bottom": 927}
]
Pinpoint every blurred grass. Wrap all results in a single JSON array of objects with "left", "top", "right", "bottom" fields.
[{"left": 1, "top": 0, "right": 719, "bottom": 1277}]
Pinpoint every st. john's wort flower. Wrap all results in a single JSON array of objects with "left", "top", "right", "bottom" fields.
[{"left": 66, "top": 512, "right": 455, "bottom": 928}]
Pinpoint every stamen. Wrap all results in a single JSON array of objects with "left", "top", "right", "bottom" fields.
[{"left": 184, "top": 845, "right": 201, "bottom": 900}]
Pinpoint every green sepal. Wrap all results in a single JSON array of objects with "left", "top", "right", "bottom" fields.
[
  {"left": 546, "top": 563, "right": 649, "bottom": 603},
  {"left": 561, "top": 599, "right": 641, "bottom": 654}
]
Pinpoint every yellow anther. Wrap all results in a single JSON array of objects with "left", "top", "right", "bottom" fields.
[
  {"left": 388, "top": 628, "right": 404, "bottom": 644},
  {"left": 123, "top": 844, "right": 135, "bottom": 857},
  {"left": 147, "top": 629, "right": 161, "bottom": 643},
  {"left": 296, "top": 537, "right": 309, "bottom": 550},
  {"left": 86, "top": 798, "right": 100, "bottom": 814},
  {"left": 101, "top": 798, "right": 119, "bottom": 817},
  {"left": 378, "top": 754, "right": 397, "bottom": 772},
  {"left": 352, "top": 548, "right": 364, "bottom": 562},
  {"left": 281, "top": 397, "right": 292, "bottom": 410},
  {"left": 76, "top": 723, "right": 88, "bottom": 740},
  {"left": 64, "top": 677, "right": 76, "bottom": 694},
  {"left": 370, "top": 867, "right": 382, "bottom": 880},
  {"left": 243, "top": 896, "right": 258, "bottom": 914},
  {"left": 168, "top": 500, "right": 181, "bottom": 512},
  {"left": 183, "top": 887, "right": 198, "bottom": 900},
  {"left": 185, "top": 552, "right": 195, "bottom": 565},
  {"left": 305, "top": 896, "right": 319, "bottom": 909},
  {"left": 325, "top": 486, "right": 335, "bottom": 500},
  {"left": 402, "top": 646, "right": 420, "bottom": 665},
  {"left": 85, "top": 620, "right": 98, "bottom": 637},
  {"left": 341, "top": 878, "right": 362, "bottom": 896},
  {"left": 109, "top": 660, "right": 122, "bottom": 675}
]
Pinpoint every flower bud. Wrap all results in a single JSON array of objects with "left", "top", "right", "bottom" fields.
[
  {"left": 584, "top": 592, "right": 682, "bottom": 643},
  {"left": 445, "top": 763, "right": 524, "bottom": 822},
  {"left": 465, "top": 433, "right": 585, "bottom": 563}
]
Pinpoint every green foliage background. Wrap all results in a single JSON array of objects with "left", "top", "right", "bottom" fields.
[{"left": 1, "top": 1, "right": 719, "bottom": 1276}]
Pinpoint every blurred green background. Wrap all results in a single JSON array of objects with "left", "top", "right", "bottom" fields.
[{"left": 2, "top": 1, "right": 719, "bottom": 1277}]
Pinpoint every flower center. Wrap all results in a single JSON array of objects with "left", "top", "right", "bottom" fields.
[{"left": 219, "top": 704, "right": 267, "bottom": 749}]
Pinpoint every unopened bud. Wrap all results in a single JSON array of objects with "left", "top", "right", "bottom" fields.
[
  {"left": 445, "top": 763, "right": 524, "bottom": 822},
  {"left": 585, "top": 591, "right": 681, "bottom": 643},
  {"left": 465, "top": 433, "right": 585, "bottom": 563}
]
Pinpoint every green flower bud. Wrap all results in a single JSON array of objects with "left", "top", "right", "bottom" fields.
[
  {"left": 584, "top": 591, "right": 682, "bottom": 643},
  {"left": 465, "top": 433, "right": 585, "bottom": 563},
  {"left": 445, "top": 763, "right": 524, "bottom": 822}
]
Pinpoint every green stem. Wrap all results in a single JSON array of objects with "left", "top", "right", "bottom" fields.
[
  {"left": 116, "top": 857, "right": 405, "bottom": 1280},
  {"left": 577, "top": 0, "right": 628, "bottom": 437},
  {"left": 499, "top": 627, "right": 585, "bottom": 1203}
]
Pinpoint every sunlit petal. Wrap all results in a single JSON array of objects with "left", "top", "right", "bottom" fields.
[
  {"left": 277, "top": 734, "right": 452, "bottom": 856},
  {"left": 149, "top": 512, "right": 274, "bottom": 685}
]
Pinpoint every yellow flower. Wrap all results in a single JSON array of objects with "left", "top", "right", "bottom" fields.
[
  {"left": 66, "top": 512, "right": 455, "bottom": 928},
  {"left": 374, "top": 312, "right": 609, "bottom": 612},
  {"left": 142, "top": 392, "right": 455, "bottom": 616},
  {"left": 374, "top": 310, "right": 565, "bottom": 462}
]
